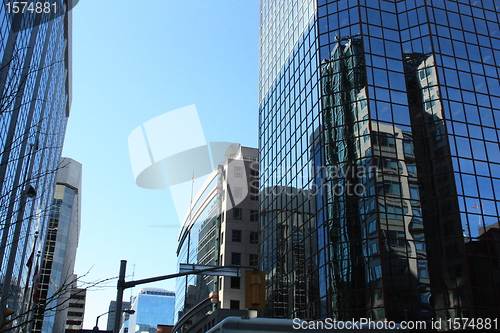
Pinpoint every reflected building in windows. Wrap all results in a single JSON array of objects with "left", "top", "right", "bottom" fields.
[
  {"left": 259, "top": 0, "right": 500, "bottom": 328},
  {"left": 174, "top": 146, "right": 259, "bottom": 333},
  {"left": 260, "top": 186, "right": 319, "bottom": 319},
  {"left": 33, "top": 158, "right": 82, "bottom": 333},
  {"left": 0, "top": 1, "right": 73, "bottom": 324}
]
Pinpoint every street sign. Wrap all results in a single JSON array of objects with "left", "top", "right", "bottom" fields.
[{"left": 179, "top": 263, "right": 240, "bottom": 277}]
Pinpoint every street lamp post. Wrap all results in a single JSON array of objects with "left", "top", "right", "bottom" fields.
[
  {"left": 93, "top": 311, "right": 110, "bottom": 331},
  {"left": 113, "top": 260, "right": 127, "bottom": 333},
  {"left": 94, "top": 309, "right": 135, "bottom": 331},
  {"left": 112, "top": 260, "right": 257, "bottom": 333}
]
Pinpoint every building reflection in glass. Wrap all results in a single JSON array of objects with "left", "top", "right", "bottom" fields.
[
  {"left": 319, "top": 37, "right": 431, "bottom": 323},
  {"left": 175, "top": 172, "right": 221, "bottom": 327},
  {"left": 259, "top": 0, "right": 500, "bottom": 327},
  {"left": 260, "top": 186, "right": 319, "bottom": 319}
]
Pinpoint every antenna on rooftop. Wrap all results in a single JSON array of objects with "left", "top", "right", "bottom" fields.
[{"left": 129, "top": 263, "right": 136, "bottom": 300}]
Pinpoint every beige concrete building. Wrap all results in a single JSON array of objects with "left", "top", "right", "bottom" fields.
[{"left": 174, "top": 145, "right": 259, "bottom": 333}]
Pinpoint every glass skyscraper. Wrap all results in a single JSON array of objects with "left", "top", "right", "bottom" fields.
[
  {"left": 125, "top": 288, "right": 175, "bottom": 333},
  {"left": 0, "top": 1, "right": 72, "bottom": 328},
  {"left": 259, "top": 0, "right": 499, "bottom": 328},
  {"left": 33, "top": 158, "right": 82, "bottom": 333}
]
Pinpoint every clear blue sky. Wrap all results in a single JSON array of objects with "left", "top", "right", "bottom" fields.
[{"left": 62, "top": 1, "right": 259, "bottom": 328}]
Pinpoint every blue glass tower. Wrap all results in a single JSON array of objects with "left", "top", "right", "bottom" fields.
[
  {"left": 126, "top": 288, "right": 175, "bottom": 333},
  {"left": 0, "top": 1, "right": 72, "bottom": 328},
  {"left": 259, "top": 0, "right": 500, "bottom": 328}
]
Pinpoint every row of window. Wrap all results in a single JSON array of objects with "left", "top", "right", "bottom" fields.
[
  {"left": 233, "top": 166, "right": 259, "bottom": 178},
  {"left": 228, "top": 229, "right": 259, "bottom": 244},
  {"left": 231, "top": 208, "right": 258, "bottom": 221},
  {"left": 228, "top": 252, "right": 259, "bottom": 267}
]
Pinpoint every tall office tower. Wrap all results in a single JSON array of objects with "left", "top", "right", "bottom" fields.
[
  {"left": 33, "top": 157, "right": 82, "bottom": 333},
  {"left": 174, "top": 146, "right": 259, "bottom": 333},
  {"left": 0, "top": 1, "right": 73, "bottom": 327},
  {"left": 65, "top": 275, "right": 86, "bottom": 332},
  {"left": 259, "top": 0, "right": 500, "bottom": 328},
  {"left": 107, "top": 300, "right": 132, "bottom": 332},
  {"left": 124, "top": 288, "right": 175, "bottom": 333}
]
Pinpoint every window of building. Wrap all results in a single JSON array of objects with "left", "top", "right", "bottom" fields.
[
  {"left": 380, "top": 204, "right": 403, "bottom": 220},
  {"left": 234, "top": 166, "right": 243, "bottom": 178},
  {"left": 230, "top": 277, "right": 240, "bottom": 289},
  {"left": 250, "top": 168, "right": 259, "bottom": 177},
  {"left": 378, "top": 181, "right": 401, "bottom": 196},
  {"left": 233, "top": 187, "right": 243, "bottom": 198},
  {"left": 221, "top": 231, "right": 224, "bottom": 244},
  {"left": 250, "top": 232, "right": 258, "bottom": 244},
  {"left": 69, "top": 303, "right": 84, "bottom": 308},
  {"left": 403, "top": 140, "right": 414, "bottom": 155},
  {"left": 368, "top": 220, "right": 377, "bottom": 234},
  {"left": 250, "top": 210, "right": 258, "bottom": 222},
  {"left": 409, "top": 186, "right": 420, "bottom": 200},
  {"left": 231, "top": 252, "right": 241, "bottom": 265},
  {"left": 373, "top": 132, "right": 396, "bottom": 147},
  {"left": 418, "top": 262, "right": 429, "bottom": 278},
  {"left": 407, "top": 163, "right": 417, "bottom": 175},
  {"left": 249, "top": 254, "right": 259, "bottom": 266},
  {"left": 230, "top": 300, "right": 240, "bottom": 310},
  {"left": 250, "top": 185, "right": 258, "bottom": 201},
  {"left": 232, "top": 230, "right": 242, "bottom": 242},
  {"left": 233, "top": 208, "right": 242, "bottom": 220}
]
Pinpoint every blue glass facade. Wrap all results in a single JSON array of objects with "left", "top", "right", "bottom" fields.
[
  {"left": 0, "top": 0, "right": 72, "bottom": 328},
  {"left": 33, "top": 158, "right": 81, "bottom": 333},
  {"left": 127, "top": 289, "right": 175, "bottom": 333},
  {"left": 175, "top": 168, "right": 221, "bottom": 324},
  {"left": 259, "top": 0, "right": 500, "bottom": 328}
]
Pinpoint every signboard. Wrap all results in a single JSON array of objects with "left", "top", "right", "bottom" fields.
[{"left": 179, "top": 264, "right": 240, "bottom": 277}]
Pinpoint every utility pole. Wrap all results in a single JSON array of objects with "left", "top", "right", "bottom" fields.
[
  {"left": 112, "top": 260, "right": 257, "bottom": 333},
  {"left": 113, "top": 260, "right": 127, "bottom": 333}
]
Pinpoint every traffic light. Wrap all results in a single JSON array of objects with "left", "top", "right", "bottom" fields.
[
  {"left": 1, "top": 307, "right": 14, "bottom": 332},
  {"left": 245, "top": 270, "right": 265, "bottom": 309}
]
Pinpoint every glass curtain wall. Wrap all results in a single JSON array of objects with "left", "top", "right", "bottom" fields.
[
  {"left": 259, "top": 0, "right": 500, "bottom": 327},
  {"left": 0, "top": 0, "right": 71, "bottom": 323}
]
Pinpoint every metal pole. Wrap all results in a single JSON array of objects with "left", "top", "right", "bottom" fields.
[
  {"left": 94, "top": 315, "right": 100, "bottom": 331},
  {"left": 94, "top": 311, "right": 112, "bottom": 331},
  {"left": 113, "top": 260, "right": 127, "bottom": 333}
]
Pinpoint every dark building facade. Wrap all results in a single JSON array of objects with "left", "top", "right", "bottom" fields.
[
  {"left": 107, "top": 300, "right": 131, "bottom": 332},
  {"left": 259, "top": 0, "right": 500, "bottom": 329},
  {"left": 0, "top": 1, "right": 72, "bottom": 329}
]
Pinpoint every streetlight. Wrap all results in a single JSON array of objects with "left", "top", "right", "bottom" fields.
[
  {"left": 93, "top": 309, "right": 135, "bottom": 331},
  {"left": 113, "top": 260, "right": 258, "bottom": 333}
]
